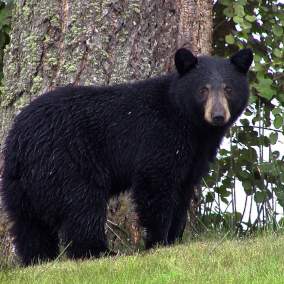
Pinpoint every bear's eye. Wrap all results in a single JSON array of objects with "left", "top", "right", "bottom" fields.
[
  {"left": 199, "top": 87, "right": 209, "bottom": 99},
  {"left": 224, "top": 86, "right": 232, "bottom": 95}
]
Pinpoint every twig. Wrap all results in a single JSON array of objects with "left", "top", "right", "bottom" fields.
[
  {"left": 107, "top": 219, "right": 130, "bottom": 236},
  {"left": 106, "top": 223, "right": 131, "bottom": 250},
  {"left": 207, "top": 230, "right": 231, "bottom": 256},
  {"left": 54, "top": 241, "right": 72, "bottom": 263}
]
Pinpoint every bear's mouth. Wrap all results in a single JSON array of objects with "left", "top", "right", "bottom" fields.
[{"left": 210, "top": 114, "right": 226, "bottom": 127}]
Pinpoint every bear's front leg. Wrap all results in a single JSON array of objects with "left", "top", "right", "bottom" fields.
[
  {"left": 167, "top": 188, "right": 192, "bottom": 244},
  {"left": 167, "top": 203, "right": 188, "bottom": 244},
  {"left": 132, "top": 175, "right": 174, "bottom": 249}
]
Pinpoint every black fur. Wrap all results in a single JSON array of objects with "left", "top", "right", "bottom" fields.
[
  {"left": 175, "top": 48, "right": 198, "bottom": 75},
  {"left": 230, "top": 48, "right": 253, "bottom": 73},
  {"left": 1, "top": 48, "right": 253, "bottom": 265}
]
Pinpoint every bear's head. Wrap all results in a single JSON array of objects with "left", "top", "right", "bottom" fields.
[{"left": 172, "top": 48, "right": 253, "bottom": 128}]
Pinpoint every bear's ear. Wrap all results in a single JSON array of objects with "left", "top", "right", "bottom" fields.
[
  {"left": 175, "top": 48, "right": 198, "bottom": 75},
  {"left": 230, "top": 48, "right": 253, "bottom": 73}
]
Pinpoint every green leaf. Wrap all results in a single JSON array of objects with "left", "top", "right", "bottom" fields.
[
  {"left": 216, "top": 185, "right": 231, "bottom": 198},
  {"left": 254, "top": 191, "right": 267, "bottom": 203},
  {"left": 220, "top": 0, "right": 231, "bottom": 6},
  {"left": 242, "top": 180, "right": 253, "bottom": 195},
  {"left": 244, "top": 148, "right": 258, "bottom": 162},
  {"left": 269, "top": 132, "right": 278, "bottom": 145},
  {"left": 259, "top": 162, "right": 274, "bottom": 175},
  {"left": 234, "top": 4, "right": 245, "bottom": 16},
  {"left": 233, "top": 16, "right": 244, "bottom": 24},
  {"left": 272, "top": 107, "right": 282, "bottom": 115},
  {"left": 280, "top": 93, "right": 284, "bottom": 104},
  {"left": 220, "top": 196, "right": 229, "bottom": 205},
  {"left": 239, "top": 170, "right": 251, "bottom": 180},
  {"left": 237, "top": 0, "right": 247, "bottom": 5},
  {"left": 225, "top": 34, "right": 235, "bottom": 44},
  {"left": 240, "top": 20, "right": 252, "bottom": 30},
  {"left": 223, "top": 7, "right": 234, "bottom": 17},
  {"left": 274, "top": 115, "right": 283, "bottom": 129},
  {"left": 259, "top": 136, "right": 270, "bottom": 147},
  {"left": 273, "top": 48, "right": 282, "bottom": 58},
  {"left": 255, "top": 77, "right": 275, "bottom": 100},
  {"left": 205, "top": 192, "right": 215, "bottom": 203},
  {"left": 244, "top": 108, "right": 253, "bottom": 116},
  {"left": 245, "top": 15, "right": 256, "bottom": 22},
  {"left": 272, "top": 26, "right": 283, "bottom": 37},
  {"left": 253, "top": 62, "right": 263, "bottom": 72},
  {"left": 240, "top": 118, "right": 250, "bottom": 127}
]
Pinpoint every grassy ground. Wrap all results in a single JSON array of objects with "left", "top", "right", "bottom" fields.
[{"left": 1, "top": 233, "right": 284, "bottom": 284}]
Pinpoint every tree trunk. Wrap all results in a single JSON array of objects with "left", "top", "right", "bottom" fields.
[{"left": 0, "top": 0, "right": 213, "bottom": 251}]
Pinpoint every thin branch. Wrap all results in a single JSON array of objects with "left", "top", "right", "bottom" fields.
[
  {"left": 106, "top": 223, "right": 131, "bottom": 250},
  {"left": 207, "top": 230, "right": 231, "bottom": 256}
]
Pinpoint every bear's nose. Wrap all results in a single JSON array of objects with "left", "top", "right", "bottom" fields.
[{"left": 212, "top": 114, "right": 225, "bottom": 126}]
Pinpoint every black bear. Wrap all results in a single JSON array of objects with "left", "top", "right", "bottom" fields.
[{"left": 1, "top": 48, "right": 253, "bottom": 266}]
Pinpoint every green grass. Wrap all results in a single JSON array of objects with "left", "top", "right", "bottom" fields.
[{"left": 1, "top": 234, "right": 284, "bottom": 284}]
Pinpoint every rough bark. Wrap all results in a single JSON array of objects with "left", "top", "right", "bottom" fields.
[
  {"left": 177, "top": 0, "right": 212, "bottom": 54},
  {"left": 0, "top": 0, "right": 213, "bottom": 143},
  {"left": 0, "top": 0, "right": 213, "bottom": 251}
]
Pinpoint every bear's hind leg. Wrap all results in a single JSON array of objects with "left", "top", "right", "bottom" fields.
[
  {"left": 62, "top": 213, "right": 108, "bottom": 259},
  {"left": 11, "top": 216, "right": 59, "bottom": 266},
  {"left": 167, "top": 190, "right": 192, "bottom": 244},
  {"left": 167, "top": 206, "right": 187, "bottom": 244},
  {"left": 61, "top": 183, "right": 109, "bottom": 260}
]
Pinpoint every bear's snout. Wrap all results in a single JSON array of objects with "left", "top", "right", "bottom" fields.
[{"left": 204, "top": 84, "right": 231, "bottom": 127}]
